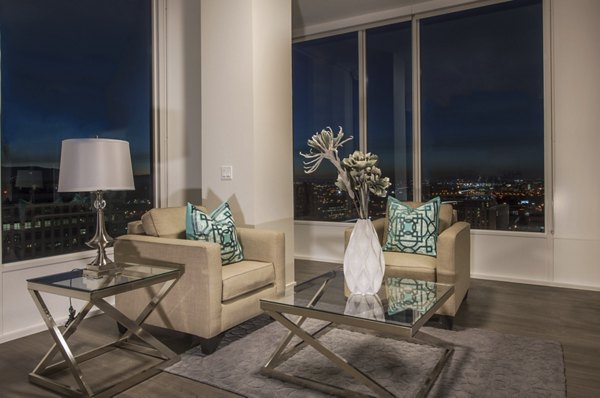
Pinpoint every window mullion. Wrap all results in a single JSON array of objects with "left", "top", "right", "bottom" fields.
[
  {"left": 358, "top": 30, "right": 367, "bottom": 152},
  {"left": 411, "top": 16, "right": 422, "bottom": 202}
]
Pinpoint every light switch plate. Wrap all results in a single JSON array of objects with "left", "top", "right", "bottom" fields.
[{"left": 221, "top": 165, "right": 233, "bottom": 180}]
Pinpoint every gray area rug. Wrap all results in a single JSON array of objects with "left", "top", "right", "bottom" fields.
[{"left": 166, "top": 317, "right": 565, "bottom": 397}]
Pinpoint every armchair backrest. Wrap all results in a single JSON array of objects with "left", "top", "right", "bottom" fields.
[{"left": 128, "top": 204, "right": 208, "bottom": 239}]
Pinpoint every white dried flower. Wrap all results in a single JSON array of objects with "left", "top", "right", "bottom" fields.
[{"left": 300, "top": 127, "right": 391, "bottom": 219}]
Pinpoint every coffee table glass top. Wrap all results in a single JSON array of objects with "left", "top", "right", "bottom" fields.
[
  {"left": 262, "top": 269, "right": 453, "bottom": 328},
  {"left": 27, "top": 262, "right": 181, "bottom": 293}
]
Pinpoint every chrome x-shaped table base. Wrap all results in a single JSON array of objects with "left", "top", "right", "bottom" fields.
[
  {"left": 28, "top": 277, "right": 180, "bottom": 398},
  {"left": 260, "top": 276, "right": 453, "bottom": 398}
]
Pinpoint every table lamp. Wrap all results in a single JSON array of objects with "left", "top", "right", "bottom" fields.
[{"left": 58, "top": 138, "right": 135, "bottom": 278}]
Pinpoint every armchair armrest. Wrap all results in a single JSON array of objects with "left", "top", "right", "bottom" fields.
[
  {"left": 344, "top": 218, "right": 386, "bottom": 249},
  {"left": 435, "top": 221, "right": 471, "bottom": 316},
  {"left": 237, "top": 228, "right": 285, "bottom": 295},
  {"left": 436, "top": 221, "right": 470, "bottom": 280},
  {"left": 114, "top": 234, "right": 224, "bottom": 337}
]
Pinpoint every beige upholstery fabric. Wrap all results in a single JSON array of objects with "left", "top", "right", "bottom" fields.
[
  {"left": 384, "top": 251, "right": 436, "bottom": 281},
  {"left": 114, "top": 205, "right": 284, "bottom": 341},
  {"left": 438, "top": 203, "right": 453, "bottom": 233},
  {"left": 222, "top": 260, "right": 275, "bottom": 301},
  {"left": 127, "top": 220, "right": 145, "bottom": 235},
  {"left": 344, "top": 201, "right": 470, "bottom": 317},
  {"left": 140, "top": 204, "right": 207, "bottom": 239}
]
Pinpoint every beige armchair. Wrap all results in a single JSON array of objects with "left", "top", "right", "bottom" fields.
[
  {"left": 114, "top": 205, "right": 285, "bottom": 354},
  {"left": 345, "top": 202, "right": 470, "bottom": 328}
]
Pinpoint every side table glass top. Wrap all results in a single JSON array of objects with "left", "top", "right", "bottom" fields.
[
  {"left": 262, "top": 270, "right": 453, "bottom": 328},
  {"left": 27, "top": 262, "right": 182, "bottom": 293}
]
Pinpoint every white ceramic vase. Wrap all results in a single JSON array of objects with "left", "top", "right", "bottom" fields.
[{"left": 343, "top": 218, "right": 385, "bottom": 294}]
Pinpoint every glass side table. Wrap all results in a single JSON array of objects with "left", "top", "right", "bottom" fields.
[{"left": 27, "top": 262, "right": 184, "bottom": 398}]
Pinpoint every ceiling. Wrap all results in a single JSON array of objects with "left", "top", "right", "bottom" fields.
[{"left": 292, "top": 0, "right": 432, "bottom": 30}]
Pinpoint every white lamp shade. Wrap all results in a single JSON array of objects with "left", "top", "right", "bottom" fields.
[{"left": 58, "top": 138, "right": 135, "bottom": 192}]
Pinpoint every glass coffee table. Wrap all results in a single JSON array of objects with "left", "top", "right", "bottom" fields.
[
  {"left": 27, "top": 261, "right": 184, "bottom": 398},
  {"left": 260, "top": 269, "right": 454, "bottom": 398}
]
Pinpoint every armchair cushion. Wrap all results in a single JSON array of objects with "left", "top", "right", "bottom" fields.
[
  {"left": 221, "top": 260, "right": 275, "bottom": 301},
  {"left": 383, "top": 196, "right": 441, "bottom": 257},
  {"left": 384, "top": 251, "right": 436, "bottom": 280},
  {"left": 186, "top": 202, "right": 244, "bottom": 265}
]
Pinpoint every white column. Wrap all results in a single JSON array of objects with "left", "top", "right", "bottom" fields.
[
  {"left": 201, "top": 0, "right": 294, "bottom": 285},
  {"left": 156, "top": 0, "right": 203, "bottom": 207},
  {"left": 552, "top": 0, "right": 600, "bottom": 288}
]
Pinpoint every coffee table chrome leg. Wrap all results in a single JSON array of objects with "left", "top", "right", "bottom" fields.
[
  {"left": 265, "top": 277, "right": 334, "bottom": 369},
  {"left": 410, "top": 330, "right": 454, "bottom": 398},
  {"left": 416, "top": 346, "right": 452, "bottom": 398},
  {"left": 263, "top": 310, "right": 394, "bottom": 398}
]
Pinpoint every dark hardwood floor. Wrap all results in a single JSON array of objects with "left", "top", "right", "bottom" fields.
[{"left": 1, "top": 259, "right": 598, "bottom": 397}]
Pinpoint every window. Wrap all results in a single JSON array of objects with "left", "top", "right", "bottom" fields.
[
  {"left": 420, "top": 0, "right": 544, "bottom": 232},
  {"left": 0, "top": 0, "right": 153, "bottom": 263},
  {"left": 292, "top": 0, "right": 545, "bottom": 232},
  {"left": 366, "top": 22, "right": 413, "bottom": 219},
  {"left": 293, "top": 33, "right": 359, "bottom": 221}
]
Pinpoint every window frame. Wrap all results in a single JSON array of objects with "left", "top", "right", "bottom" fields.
[{"left": 292, "top": 0, "right": 552, "bottom": 238}]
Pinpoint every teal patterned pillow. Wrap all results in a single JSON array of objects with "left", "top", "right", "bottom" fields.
[
  {"left": 383, "top": 197, "right": 441, "bottom": 257},
  {"left": 186, "top": 202, "right": 244, "bottom": 265}
]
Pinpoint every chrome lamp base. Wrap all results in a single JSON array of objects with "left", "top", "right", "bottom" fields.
[
  {"left": 84, "top": 190, "right": 122, "bottom": 279},
  {"left": 83, "top": 263, "right": 120, "bottom": 279}
]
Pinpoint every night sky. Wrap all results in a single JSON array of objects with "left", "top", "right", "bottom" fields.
[
  {"left": 293, "top": 32, "right": 360, "bottom": 181},
  {"left": 0, "top": 0, "right": 152, "bottom": 174},
  {"left": 420, "top": 0, "right": 544, "bottom": 180},
  {"left": 293, "top": 0, "right": 544, "bottom": 183}
]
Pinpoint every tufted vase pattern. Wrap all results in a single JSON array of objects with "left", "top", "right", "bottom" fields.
[{"left": 343, "top": 219, "right": 385, "bottom": 294}]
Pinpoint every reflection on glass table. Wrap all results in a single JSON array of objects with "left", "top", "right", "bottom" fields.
[
  {"left": 385, "top": 278, "right": 438, "bottom": 319},
  {"left": 278, "top": 270, "right": 453, "bottom": 329},
  {"left": 344, "top": 293, "right": 385, "bottom": 321}
]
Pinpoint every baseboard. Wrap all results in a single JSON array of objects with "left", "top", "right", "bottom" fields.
[
  {"left": 295, "top": 254, "right": 342, "bottom": 264},
  {"left": 471, "top": 273, "right": 600, "bottom": 292}
]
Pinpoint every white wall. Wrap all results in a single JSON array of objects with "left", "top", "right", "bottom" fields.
[
  {"left": 551, "top": 0, "right": 600, "bottom": 287},
  {"left": 1, "top": 252, "right": 106, "bottom": 343},
  {"left": 295, "top": 221, "right": 354, "bottom": 263},
  {"left": 293, "top": 0, "right": 600, "bottom": 291}
]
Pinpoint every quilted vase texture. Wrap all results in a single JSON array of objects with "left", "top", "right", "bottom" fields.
[{"left": 343, "top": 219, "right": 385, "bottom": 294}]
